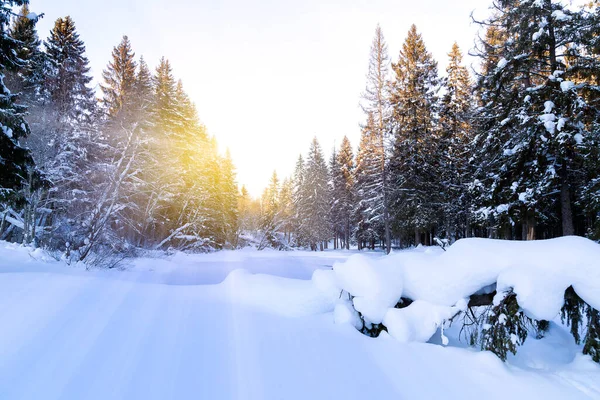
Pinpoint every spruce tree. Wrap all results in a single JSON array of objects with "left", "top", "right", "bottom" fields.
[
  {"left": 354, "top": 113, "right": 384, "bottom": 249},
  {"left": 135, "top": 56, "right": 154, "bottom": 114},
  {"left": 298, "top": 138, "right": 331, "bottom": 250},
  {"left": 44, "top": 16, "right": 95, "bottom": 122},
  {"left": 100, "top": 35, "right": 137, "bottom": 119},
  {"left": 0, "top": 0, "right": 35, "bottom": 206},
  {"left": 472, "top": 0, "right": 600, "bottom": 239},
  {"left": 389, "top": 24, "right": 441, "bottom": 245},
  {"left": 361, "top": 24, "right": 392, "bottom": 253},
  {"left": 439, "top": 43, "right": 474, "bottom": 240},
  {"left": 328, "top": 146, "right": 342, "bottom": 249},
  {"left": 7, "top": 4, "right": 45, "bottom": 97},
  {"left": 152, "top": 57, "right": 178, "bottom": 132},
  {"left": 337, "top": 136, "right": 355, "bottom": 250}
]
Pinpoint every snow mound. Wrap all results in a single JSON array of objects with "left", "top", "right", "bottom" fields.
[
  {"left": 220, "top": 269, "right": 336, "bottom": 317},
  {"left": 333, "top": 254, "right": 403, "bottom": 323},
  {"left": 326, "top": 237, "right": 600, "bottom": 342},
  {"left": 383, "top": 300, "right": 464, "bottom": 343}
]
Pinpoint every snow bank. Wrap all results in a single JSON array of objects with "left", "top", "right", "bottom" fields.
[
  {"left": 332, "top": 254, "right": 403, "bottom": 323},
  {"left": 383, "top": 300, "right": 465, "bottom": 343},
  {"left": 219, "top": 269, "right": 337, "bottom": 317},
  {"left": 323, "top": 237, "right": 600, "bottom": 343}
]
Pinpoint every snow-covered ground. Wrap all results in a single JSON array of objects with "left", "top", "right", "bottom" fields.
[{"left": 1, "top": 241, "right": 599, "bottom": 399}]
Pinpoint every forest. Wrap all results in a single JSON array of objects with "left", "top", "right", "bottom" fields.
[
  {"left": 247, "top": 1, "right": 600, "bottom": 252},
  {"left": 1, "top": 0, "right": 599, "bottom": 263}
]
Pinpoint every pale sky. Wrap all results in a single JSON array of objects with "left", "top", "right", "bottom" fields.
[{"left": 31, "top": 0, "right": 488, "bottom": 197}]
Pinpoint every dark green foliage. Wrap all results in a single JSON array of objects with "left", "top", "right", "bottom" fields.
[
  {"left": 535, "top": 320, "right": 550, "bottom": 339},
  {"left": 583, "top": 306, "right": 600, "bottom": 363},
  {"left": 561, "top": 286, "right": 600, "bottom": 362},
  {"left": 0, "top": 0, "right": 35, "bottom": 204},
  {"left": 44, "top": 16, "right": 95, "bottom": 122},
  {"left": 7, "top": 4, "right": 45, "bottom": 97},
  {"left": 561, "top": 286, "right": 586, "bottom": 344},
  {"left": 388, "top": 24, "right": 441, "bottom": 242},
  {"left": 480, "top": 291, "right": 528, "bottom": 361}
]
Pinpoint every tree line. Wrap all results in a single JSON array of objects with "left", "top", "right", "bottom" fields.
[
  {"left": 248, "top": 0, "right": 600, "bottom": 252},
  {"left": 0, "top": 1, "right": 238, "bottom": 264}
]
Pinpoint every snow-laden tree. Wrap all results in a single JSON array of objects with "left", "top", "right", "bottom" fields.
[
  {"left": 336, "top": 136, "right": 355, "bottom": 250},
  {"left": 471, "top": 0, "right": 600, "bottom": 240},
  {"left": 354, "top": 113, "right": 384, "bottom": 249},
  {"left": 389, "top": 24, "right": 441, "bottom": 245},
  {"left": 438, "top": 43, "right": 474, "bottom": 240},
  {"left": 296, "top": 138, "right": 331, "bottom": 250},
  {"left": 44, "top": 16, "right": 96, "bottom": 123},
  {"left": 360, "top": 24, "right": 392, "bottom": 253},
  {"left": 0, "top": 0, "right": 37, "bottom": 240}
]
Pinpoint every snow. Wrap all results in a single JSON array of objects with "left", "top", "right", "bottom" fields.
[
  {"left": 552, "top": 10, "right": 570, "bottom": 21},
  {"left": 540, "top": 113, "right": 557, "bottom": 134},
  {"left": 26, "top": 12, "right": 38, "bottom": 20},
  {"left": 383, "top": 300, "right": 464, "bottom": 343},
  {"left": 0, "top": 241, "right": 599, "bottom": 399},
  {"left": 332, "top": 253, "right": 403, "bottom": 323},
  {"left": 496, "top": 58, "right": 508, "bottom": 70},
  {"left": 560, "top": 80, "right": 575, "bottom": 92},
  {"left": 326, "top": 236, "right": 600, "bottom": 331}
]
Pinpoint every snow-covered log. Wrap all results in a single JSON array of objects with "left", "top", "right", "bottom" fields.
[{"left": 314, "top": 237, "right": 600, "bottom": 362}]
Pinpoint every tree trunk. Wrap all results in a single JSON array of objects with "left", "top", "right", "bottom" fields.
[
  {"left": 415, "top": 229, "right": 420, "bottom": 246},
  {"left": 561, "top": 167, "right": 575, "bottom": 236},
  {"left": 527, "top": 212, "right": 536, "bottom": 241}
]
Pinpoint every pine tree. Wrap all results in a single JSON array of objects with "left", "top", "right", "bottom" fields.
[
  {"left": 0, "top": 0, "right": 35, "bottom": 207},
  {"left": 259, "top": 170, "right": 281, "bottom": 249},
  {"left": 389, "top": 24, "right": 441, "bottom": 245},
  {"left": 292, "top": 154, "right": 307, "bottom": 246},
  {"left": 100, "top": 35, "right": 137, "bottom": 119},
  {"left": 297, "top": 138, "right": 331, "bottom": 250},
  {"left": 6, "top": 4, "right": 45, "bottom": 98},
  {"left": 135, "top": 56, "right": 154, "bottom": 114},
  {"left": 152, "top": 57, "right": 178, "bottom": 132},
  {"left": 44, "top": 16, "right": 95, "bottom": 122},
  {"left": 354, "top": 113, "right": 383, "bottom": 249},
  {"left": 328, "top": 146, "right": 342, "bottom": 249},
  {"left": 439, "top": 43, "right": 474, "bottom": 240},
  {"left": 337, "top": 136, "right": 355, "bottom": 250},
  {"left": 361, "top": 24, "right": 392, "bottom": 253},
  {"left": 472, "top": 0, "right": 600, "bottom": 240}
]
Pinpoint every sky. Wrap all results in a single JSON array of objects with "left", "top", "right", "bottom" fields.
[{"left": 31, "top": 0, "right": 488, "bottom": 197}]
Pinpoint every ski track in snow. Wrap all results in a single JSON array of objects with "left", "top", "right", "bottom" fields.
[{"left": 0, "top": 244, "right": 599, "bottom": 399}]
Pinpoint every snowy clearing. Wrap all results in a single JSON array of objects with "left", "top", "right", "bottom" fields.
[{"left": 1, "top": 241, "right": 599, "bottom": 399}]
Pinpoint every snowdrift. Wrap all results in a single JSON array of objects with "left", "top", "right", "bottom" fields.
[{"left": 314, "top": 236, "right": 600, "bottom": 353}]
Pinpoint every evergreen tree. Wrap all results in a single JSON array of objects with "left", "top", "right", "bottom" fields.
[
  {"left": 0, "top": 0, "right": 35, "bottom": 206},
  {"left": 328, "top": 146, "right": 342, "bottom": 249},
  {"left": 100, "top": 35, "right": 137, "bottom": 119},
  {"left": 292, "top": 154, "right": 307, "bottom": 247},
  {"left": 361, "top": 24, "right": 392, "bottom": 253},
  {"left": 6, "top": 3, "right": 45, "bottom": 97},
  {"left": 389, "top": 24, "right": 441, "bottom": 245},
  {"left": 472, "top": 0, "right": 600, "bottom": 239},
  {"left": 439, "top": 43, "right": 474, "bottom": 240},
  {"left": 354, "top": 113, "right": 383, "bottom": 249},
  {"left": 297, "top": 138, "right": 331, "bottom": 250},
  {"left": 44, "top": 16, "right": 95, "bottom": 122},
  {"left": 135, "top": 56, "right": 154, "bottom": 114},
  {"left": 152, "top": 57, "right": 178, "bottom": 132},
  {"left": 336, "top": 136, "right": 355, "bottom": 250}
]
